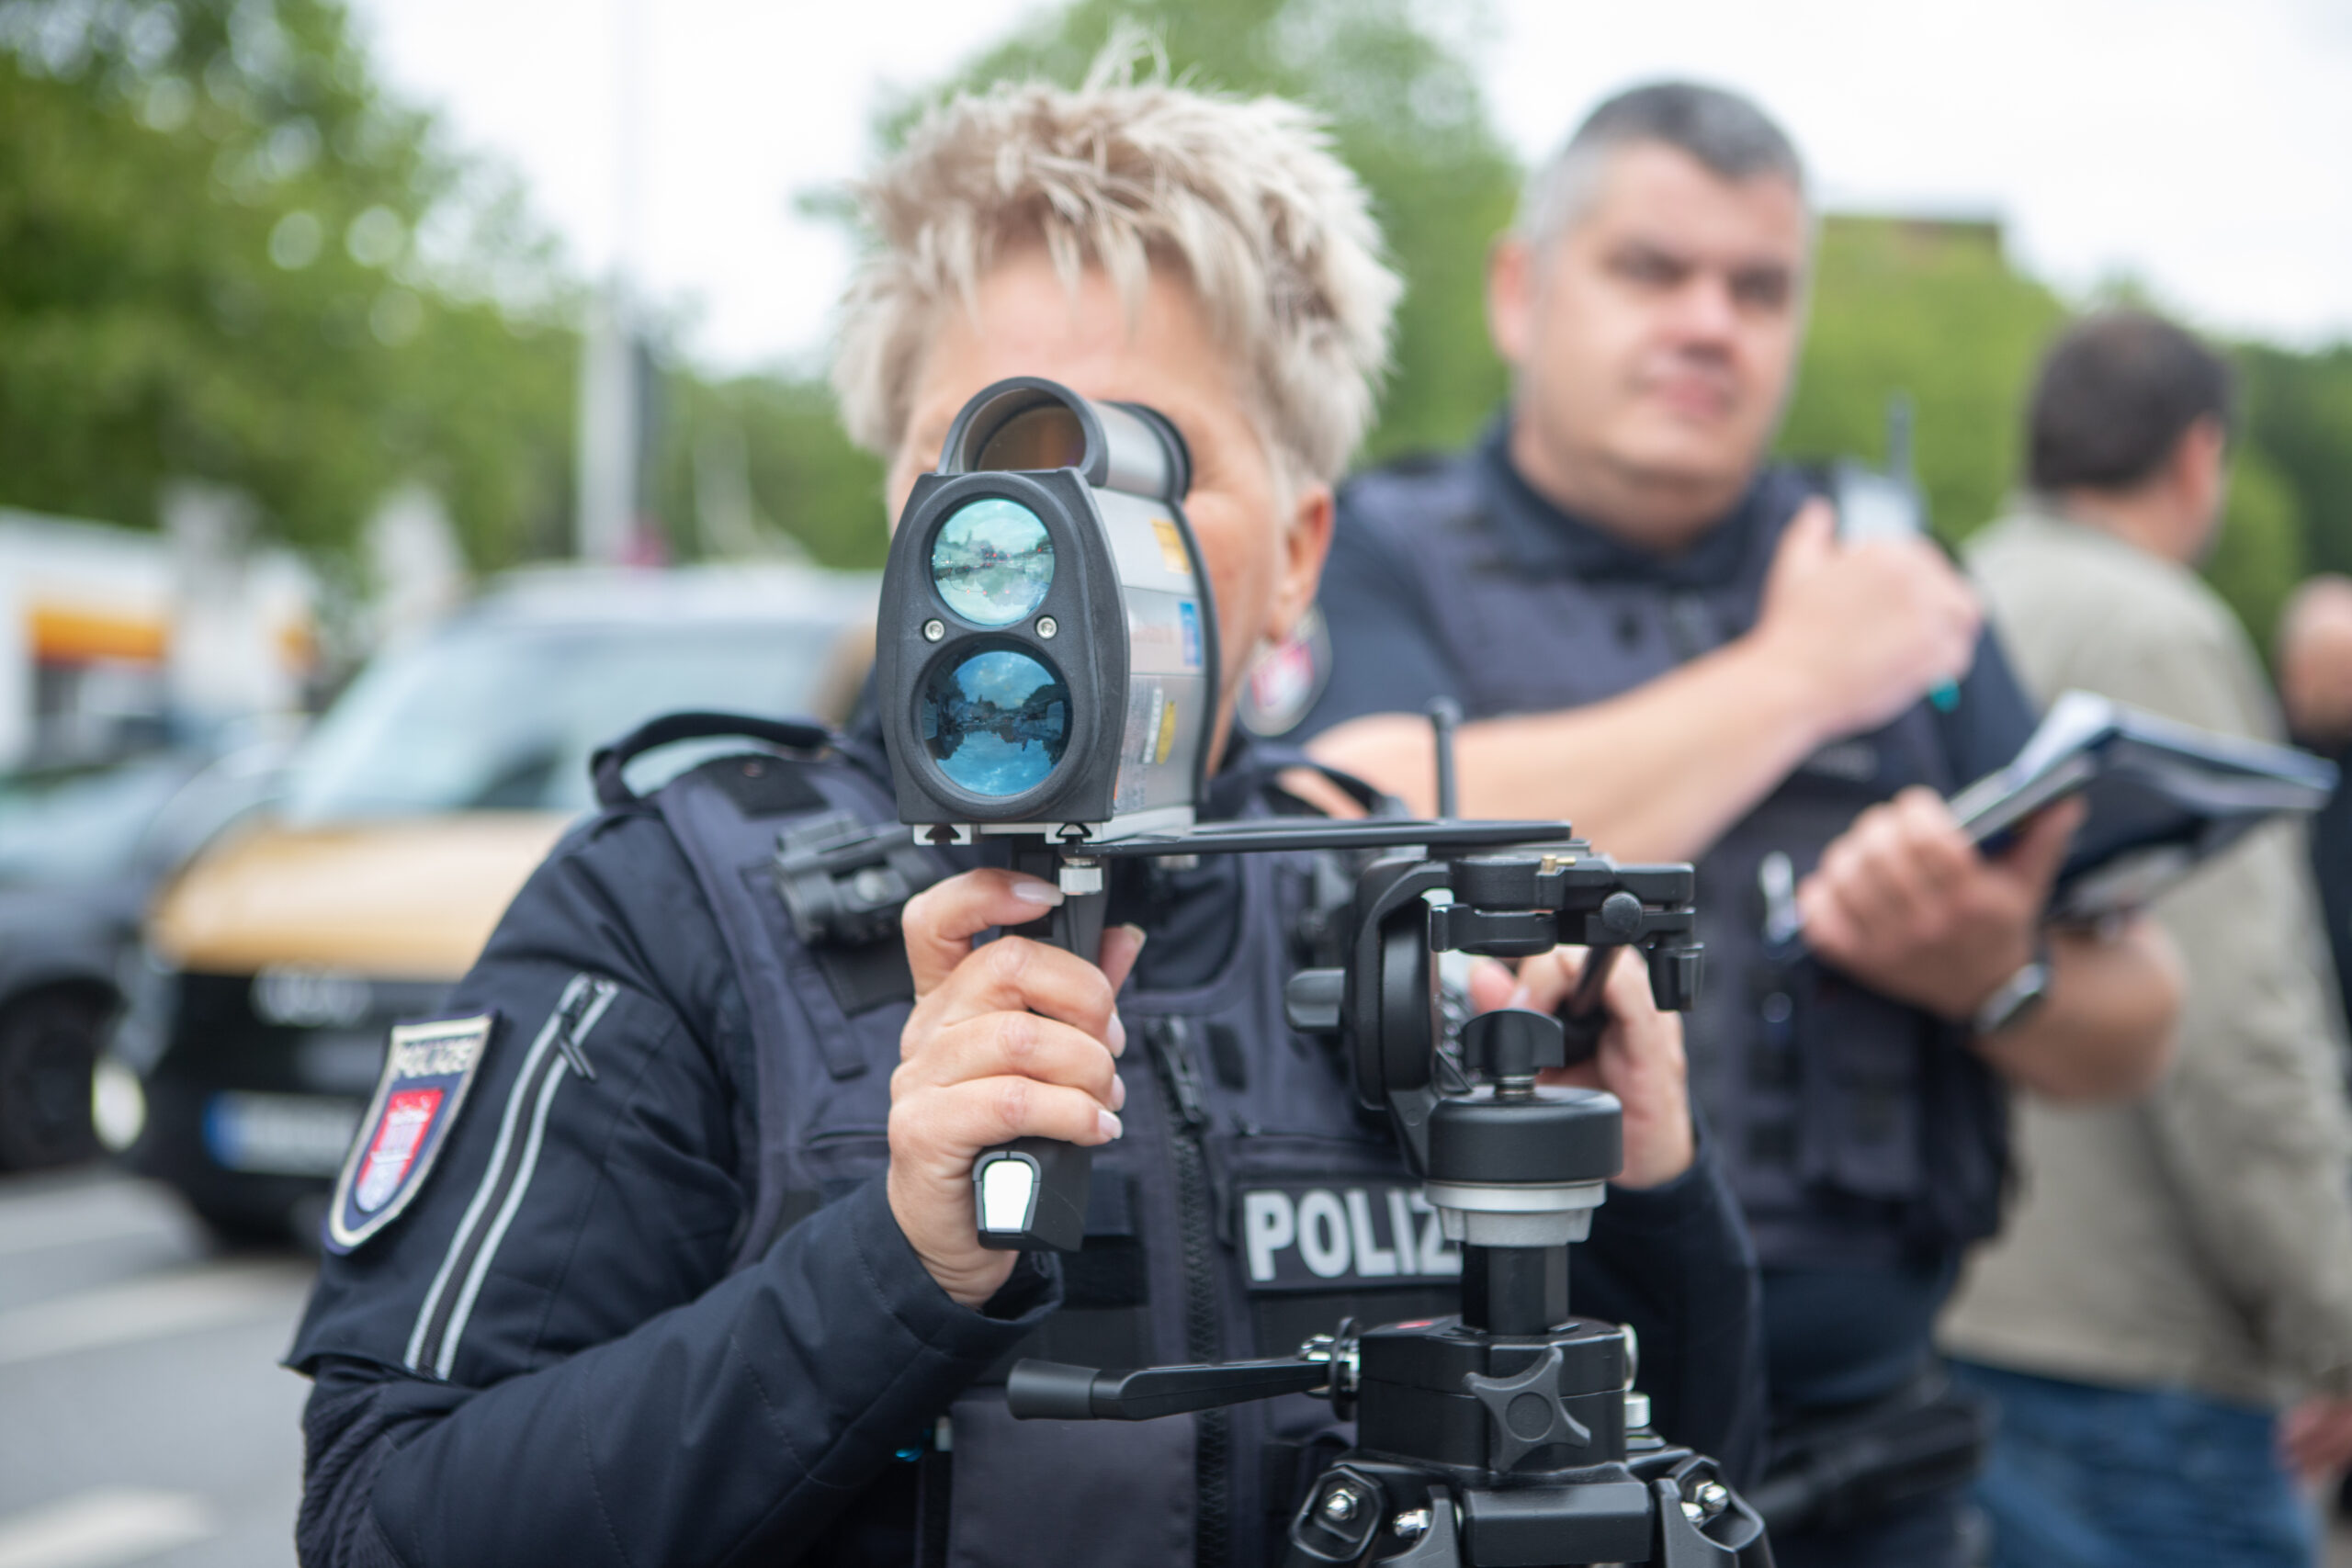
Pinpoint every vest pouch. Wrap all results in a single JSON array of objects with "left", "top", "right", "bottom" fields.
[
  {"left": 797, "top": 1129, "right": 893, "bottom": 1189},
  {"left": 978, "top": 1168, "right": 1153, "bottom": 1382},
  {"left": 1793, "top": 972, "right": 1926, "bottom": 1204},
  {"left": 944, "top": 1384, "right": 1195, "bottom": 1568},
  {"left": 779, "top": 1139, "right": 1155, "bottom": 1371}
]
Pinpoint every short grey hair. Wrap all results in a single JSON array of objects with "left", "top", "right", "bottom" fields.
[
  {"left": 1518, "top": 81, "right": 1807, "bottom": 247},
  {"left": 832, "top": 59, "right": 1400, "bottom": 488}
]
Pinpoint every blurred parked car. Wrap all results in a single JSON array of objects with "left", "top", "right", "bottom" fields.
[
  {"left": 101, "top": 565, "right": 876, "bottom": 1244},
  {"left": 0, "top": 739, "right": 290, "bottom": 1168}
]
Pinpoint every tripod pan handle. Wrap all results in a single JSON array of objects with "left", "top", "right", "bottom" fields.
[{"left": 1008, "top": 1355, "right": 1333, "bottom": 1420}]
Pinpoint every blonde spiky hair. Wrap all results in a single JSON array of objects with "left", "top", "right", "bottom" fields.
[{"left": 831, "top": 53, "right": 1400, "bottom": 487}]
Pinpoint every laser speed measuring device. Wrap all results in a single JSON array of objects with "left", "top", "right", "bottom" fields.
[
  {"left": 874, "top": 376, "right": 1217, "bottom": 849},
  {"left": 874, "top": 376, "right": 1221, "bottom": 1253}
]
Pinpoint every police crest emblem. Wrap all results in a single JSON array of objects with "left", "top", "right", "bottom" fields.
[
  {"left": 326, "top": 1013, "right": 494, "bottom": 1254},
  {"left": 1237, "top": 604, "right": 1331, "bottom": 739}
]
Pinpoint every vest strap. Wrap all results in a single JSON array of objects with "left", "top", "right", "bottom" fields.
[{"left": 591, "top": 710, "right": 831, "bottom": 807}]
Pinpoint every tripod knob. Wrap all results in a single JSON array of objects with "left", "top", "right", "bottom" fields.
[
  {"left": 1463, "top": 1343, "right": 1595, "bottom": 1473},
  {"left": 1427, "top": 1086, "right": 1622, "bottom": 1188},
  {"left": 1458, "top": 1009, "right": 1566, "bottom": 1080}
]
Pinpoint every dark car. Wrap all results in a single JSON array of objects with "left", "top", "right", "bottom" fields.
[
  {"left": 107, "top": 566, "right": 876, "bottom": 1244},
  {"left": 0, "top": 741, "right": 288, "bottom": 1168}
]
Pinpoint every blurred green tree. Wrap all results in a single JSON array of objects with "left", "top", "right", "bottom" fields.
[
  {"left": 2239, "top": 344, "right": 2352, "bottom": 583},
  {"left": 0, "top": 0, "right": 577, "bottom": 569},
  {"left": 1777, "top": 216, "right": 2069, "bottom": 548},
  {"left": 1780, "top": 217, "right": 2330, "bottom": 651},
  {"left": 654, "top": 368, "right": 887, "bottom": 570}
]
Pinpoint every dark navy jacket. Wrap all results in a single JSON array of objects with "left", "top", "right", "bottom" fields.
[
  {"left": 1292, "top": 426, "right": 2041, "bottom": 1409},
  {"left": 287, "top": 725, "right": 1764, "bottom": 1567}
]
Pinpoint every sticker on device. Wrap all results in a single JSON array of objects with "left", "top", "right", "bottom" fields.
[{"left": 1236, "top": 1181, "right": 1461, "bottom": 1291}]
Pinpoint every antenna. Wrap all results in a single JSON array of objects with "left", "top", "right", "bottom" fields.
[{"left": 1429, "top": 697, "right": 1462, "bottom": 819}]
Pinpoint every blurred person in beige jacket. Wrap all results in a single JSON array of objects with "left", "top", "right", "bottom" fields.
[{"left": 1947, "top": 309, "right": 2352, "bottom": 1568}]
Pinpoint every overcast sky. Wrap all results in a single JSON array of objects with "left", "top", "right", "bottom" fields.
[{"left": 354, "top": 0, "right": 2352, "bottom": 372}]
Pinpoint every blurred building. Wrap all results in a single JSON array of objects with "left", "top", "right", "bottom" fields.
[{"left": 0, "top": 500, "right": 316, "bottom": 772}]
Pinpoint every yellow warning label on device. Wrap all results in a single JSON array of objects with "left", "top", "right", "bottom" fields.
[
  {"left": 1151, "top": 518, "right": 1191, "bottom": 575},
  {"left": 1155, "top": 698, "right": 1180, "bottom": 764}
]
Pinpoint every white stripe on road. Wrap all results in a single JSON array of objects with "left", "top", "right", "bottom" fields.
[
  {"left": 0, "top": 1260, "right": 311, "bottom": 1367},
  {"left": 0, "top": 1206, "right": 182, "bottom": 1260},
  {"left": 0, "top": 1182, "right": 188, "bottom": 1260},
  {"left": 0, "top": 1489, "right": 212, "bottom": 1568}
]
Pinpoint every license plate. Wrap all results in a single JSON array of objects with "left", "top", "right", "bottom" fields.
[{"left": 204, "top": 1092, "right": 363, "bottom": 1176}]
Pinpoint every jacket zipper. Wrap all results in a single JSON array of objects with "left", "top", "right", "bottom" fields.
[
  {"left": 405, "top": 973, "right": 614, "bottom": 1378},
  {"left": 1149, "top": 1017, "right": 1227, "bottom": 1568}
]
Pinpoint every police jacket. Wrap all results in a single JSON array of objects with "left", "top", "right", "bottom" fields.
[
  {"left": 1289, "top": 426, "right": 2041, "bottom": 1402},
  {"left": 287, "top": 716, "right": 1764, "bottom": 1568}
]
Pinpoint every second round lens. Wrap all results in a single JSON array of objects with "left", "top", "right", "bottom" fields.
[
  {"left": 920, "top": 648, "right": 1070, "bottom": 798},
  {"left": 931, "top": 498, "right": 1053, "bottom": 627}
]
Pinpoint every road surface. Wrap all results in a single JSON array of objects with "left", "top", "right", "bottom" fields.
[{"left": 0, "top": 1168, "right": 312, "bottom": 1568}]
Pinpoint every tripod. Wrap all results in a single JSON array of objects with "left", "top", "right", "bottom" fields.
[{"left": 1001, "top": 835, "right": 1774, "bottom": 1566}]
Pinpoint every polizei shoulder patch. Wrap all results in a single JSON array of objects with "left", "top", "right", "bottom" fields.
[{"left": 326, "top": 1012, "right": 496, "bottom": 1254}]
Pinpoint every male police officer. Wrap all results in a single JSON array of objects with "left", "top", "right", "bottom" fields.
[
  {"left": 288, "top": 74, "right": 1762, "bottom": 1568},
  {"left": 1293, "top": 84, "right": 2179, "bottom": 1567}
]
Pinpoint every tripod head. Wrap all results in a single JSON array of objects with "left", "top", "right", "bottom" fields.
[{"left": 1004, "top": 835, "right": 1769, "bottom": 1565}]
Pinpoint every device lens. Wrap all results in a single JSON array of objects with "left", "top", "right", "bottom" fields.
[
  {"left": 920, "top": 648, "right": 1070, "bottom": 797},
  {"left": 972, "top": 402, "right": 1088, "bottom": 473},
  {"left": 931, "top": 499, "right": 1054, "bottom": 627}
]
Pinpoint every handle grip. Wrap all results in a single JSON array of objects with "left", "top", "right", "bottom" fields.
[
  {"left": 972, "top": 857, "right": 1110, "bottom": 1251},
  {"left": 975, "top": 1139, "right": 1092, "bottom": 1251}
]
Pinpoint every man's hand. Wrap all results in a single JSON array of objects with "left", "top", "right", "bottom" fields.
[
  {"left": 1797, "top": 788, "right": 2081, "bottom": 1021},
  {"left": 889, "top": 869, "right": 1145, "bottom": 1309},
  {"left": 1468, "top": 947, "right": 1694, "bottom": 1190},
  {"left": 1752, "top": 500, "right": 1983, "bottom": 745},
  {"left": 2281, "top": 1395, "right": 2352, "bottom": 1483}
]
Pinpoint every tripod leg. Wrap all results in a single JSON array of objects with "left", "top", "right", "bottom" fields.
[
  {"left": 1652, "top": 1474, "right": 1774, "bottom": 1567},
  {"left": 1374, "top": 1491, "right": 1457, "bottom": 1567}
]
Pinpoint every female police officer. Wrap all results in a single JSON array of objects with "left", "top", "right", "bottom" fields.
[{"left": 288, "top": 66, "right": 1760, "bottom": 1568}]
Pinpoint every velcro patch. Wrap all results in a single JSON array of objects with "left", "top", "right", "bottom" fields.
[
  {"left": 325, "top": 1012, "right": 494, "bottom": 1254},
  {"left": 1235, "top": 1180, "right": 1461, "bottom": 1292}
]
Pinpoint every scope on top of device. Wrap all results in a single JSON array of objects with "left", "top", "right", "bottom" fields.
[{"left": 875, "top": 378, "right": 1218, "bottom": 845}]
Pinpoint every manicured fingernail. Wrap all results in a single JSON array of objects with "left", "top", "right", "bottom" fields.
[
  {"left": 1097, "top": 1109, "right": 1125, "bottom": 1142},
  {"left": 1122, "top": 924, "right": 1148, "bottom": 949},
  {"left": 1011, "top": 877, "right": 1064, "bottom": 907},
  {"left": 1507, "top": 985, "right": 1533, "bottom": 1010},
  {"left": 1107, "top": 1012, "right": 1127, "bottom": 1056},
  {"left": 1111, "top": 1075, "right": 1127, "bottom": 1111}
]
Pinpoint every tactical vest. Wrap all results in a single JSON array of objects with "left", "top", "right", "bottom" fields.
[
  {"left": 637, "top": 738, "right": 1460, "bottom": 1568},
  {"left": 1336, "top": 457, "right": 2007, "bottom": 1270}
]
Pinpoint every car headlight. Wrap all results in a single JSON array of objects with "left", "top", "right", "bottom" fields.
[{"left": 92, "top": 1056, "right": 147, "bottom": 1152}]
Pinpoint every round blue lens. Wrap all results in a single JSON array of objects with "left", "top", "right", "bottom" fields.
[
  {"left": 920, "top": 648, "right": 1070, "bottom": 798},
  {"left": 930, "top": 499, "right": 1054, "bottom": 627}
]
